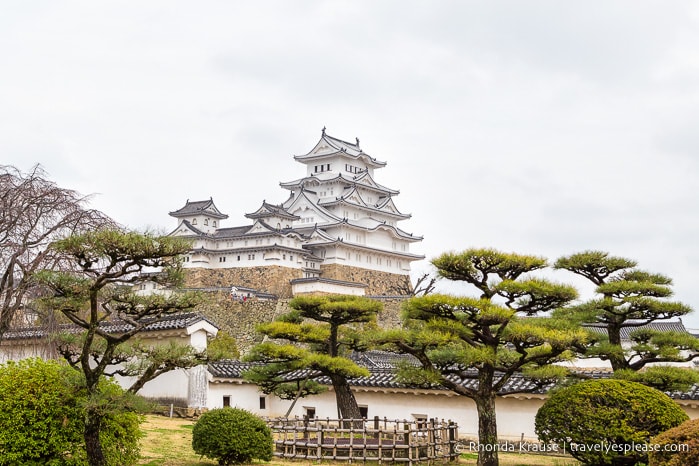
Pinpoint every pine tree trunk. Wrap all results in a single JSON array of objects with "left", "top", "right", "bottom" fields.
[
  {"left": 331, "top": 375, "right": 362, "bottom": 427},
  {"left": 474, "top": 367, "right": 499, "bottom": 466},
  {"left": 84, "top": 410, "right": 106, "bottom": 466},
  {"left": 607, "top": 324, "right": 628, "bottom": 371}
]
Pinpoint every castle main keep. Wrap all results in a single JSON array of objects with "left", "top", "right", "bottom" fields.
[{"left": 169, "top": 130, "right": 423, "bottom": 297}]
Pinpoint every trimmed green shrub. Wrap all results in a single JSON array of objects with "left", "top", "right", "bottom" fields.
[
  {"left": 0, "top": 358, "right": 143, "bottom": 466},
  {"left": 91, "top": 377, "right": 145, "bottom": 466},
  {"left": 192, "top": 407, "right": 273, "bottom": 465},
  {"left": 535, "top": 379, "right": 688, "bottom": 465},
  {"left": 649, "top": 418, "right": 699, "bottom": 466},
  {"left": 0, "top": 358, "right": 84, "bottom": 465}
]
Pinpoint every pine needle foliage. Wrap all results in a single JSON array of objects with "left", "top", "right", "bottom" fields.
[
  {"left": 244, "top": 294, "right": 382, "bottom": 419},
  {"left": 372, "top": 248, "right": 587, "bottom": 466}
]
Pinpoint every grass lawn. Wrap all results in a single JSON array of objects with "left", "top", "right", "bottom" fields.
[{"left": 139, "top": 415, "right": 579, "bottom": 466}]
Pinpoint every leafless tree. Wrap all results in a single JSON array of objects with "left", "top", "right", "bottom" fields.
[
  {"left": 397, "top": 272, "right": 439, "bottom": 296},
  {"left": 0, "top": 164, "right": 113, "bottom": 339}
]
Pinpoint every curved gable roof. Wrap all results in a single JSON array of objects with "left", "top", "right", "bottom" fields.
[
  {"left": 294, "top": 130, "right": 386, "bottom": 168},
  {"left": 169, "top": 198, "right": 228, "bottom": 219},
  {"left": 245, "top": 201, "right": 300, "bottom": 221},
  {"left": 285, "top": 190, "right": 342, "bottom": 224}
]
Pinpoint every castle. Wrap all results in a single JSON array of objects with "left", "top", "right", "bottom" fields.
[{"left": 169, "top": 130, "right": 423, "bottom": 297}]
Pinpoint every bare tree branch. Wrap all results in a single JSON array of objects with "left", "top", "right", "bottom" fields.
[{"left": 0, "top": 164, "right": 114, "bottom": 338}]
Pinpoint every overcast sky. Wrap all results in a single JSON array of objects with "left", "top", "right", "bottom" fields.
[{"left": 3, "top": 1, "right": 699, "bottom": 326}]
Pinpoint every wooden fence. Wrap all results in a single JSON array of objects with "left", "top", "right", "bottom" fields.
[{"left": 267, "top": 416, "right": 459, "bottom": 465}]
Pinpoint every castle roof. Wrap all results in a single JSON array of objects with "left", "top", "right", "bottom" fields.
[
  {"left": 245, "top": 201, "right": 300, "bottom": 221},
  {"left": 294, "top": 129, "right": 387, "bottom": 169},
  {"left": 319, "top": 188, "right": 411, "bottom": 220},
  {"left": 169, "top": 199, "right": 228, "bottom": 219},
  {"left": 280, "top": 172, "right": 399, "bottom": 196}
]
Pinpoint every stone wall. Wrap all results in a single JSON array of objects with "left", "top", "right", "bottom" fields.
[
  {"left": 185, "top": 264, "right": 411, "bottom": 298},
  {"left": 198, "top": 292, "right": 288, "bottom": 353},
  {"left": 320, "top": 264, "right": 412, "bottom": 296},
  {"left": 185, "top": 266, "right": 303, "bottom": 298},
  {"left": 198, "top": 292, "right": 407, "bottom": 354}
]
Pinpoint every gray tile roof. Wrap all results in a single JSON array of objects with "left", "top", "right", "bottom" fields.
[
  {"left": 584, "top": 320, "right": 688, "bottom": 341},
  {"left": 208, "top": 350, "right": 699, "bottom": 400},
  {"left": 208, "top": 351, "right": 555, "bottom": 395},
  {"left": 169, "top": 199, "right": 228, "bottom": 219},
  {"left": 2, "top": 312, "right": 217, "bottom": 341}
]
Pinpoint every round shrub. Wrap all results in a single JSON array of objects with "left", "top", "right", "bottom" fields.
[
  {"left": 535, "top": 379, "right": 688, "bottom": 465},
  {"left": 649, "top": 418, "right": 699, "bottom": 466},
  {"left": 192, "top": 407, "right": 273, "bottom": 465}
]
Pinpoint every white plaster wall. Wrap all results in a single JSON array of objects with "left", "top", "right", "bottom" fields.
[
  {"left": 0, "top": 342, "right": 55, "bottom": 362},
  {"left": 292, "top": 281, "right": 365, "bottom": 296},
  {"left": 205, "top": 383, "right": 546, "bottom": 441},
  {"left": 208, "top": 383, "right": 274, "bottom": 417},
  {"left": 189, "top": 328, "right": 209, "bottom": 352},
  {"left": 678, "top": 403, "right": 699, "bottom": 419},
  {"left": 116, "top": 368, "right": 190, "bottom": 401}
]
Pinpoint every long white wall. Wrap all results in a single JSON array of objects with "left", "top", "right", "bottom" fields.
[{"left": 206, "top": 381, "right": 699, "bottom": 442}]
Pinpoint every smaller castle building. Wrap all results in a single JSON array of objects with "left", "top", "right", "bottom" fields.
[{"left": 169, "top": 130, "right": 423, "bottom": 297}]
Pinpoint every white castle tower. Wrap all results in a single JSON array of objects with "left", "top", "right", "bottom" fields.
[{"left": 169, "top": 130, "right": 423, "bottom": 297}]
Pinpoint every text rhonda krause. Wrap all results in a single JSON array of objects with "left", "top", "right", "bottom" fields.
[{"left": 459, "top": 441, "right": 689, "bottom": 454}]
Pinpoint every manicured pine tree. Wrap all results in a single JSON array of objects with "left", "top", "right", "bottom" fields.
[
  {"left": 554, "top": 250, "right": 699, "bottom": 390},
  {"left": 244, "top": 294, "right": 382, "bottom": 420},
  {"left": 38, "top": 229, "right": 207, "bottom": 466},
  {"left": 373, "top": 248, "right": 588, "bottom": 466}
]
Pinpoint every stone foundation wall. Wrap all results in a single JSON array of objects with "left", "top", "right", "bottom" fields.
[
  {"left": 185, "top": 264, "right": 411, "bottom": 298},
  {"left": 185, "top": 266, "right": 303, "bottom": 298},
  {"left": 320, "top": 264, "right": 412, "bottom": 296},
  {"left": 198, "top": 293, "right": 408, "bottom": 355},
  {"left": 197, "top": 292, "right": 288, "bottom": 353}
]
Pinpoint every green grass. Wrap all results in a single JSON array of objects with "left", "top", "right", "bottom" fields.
[{"left": 139, "top": 415, "right": 579, "bottom": 466}]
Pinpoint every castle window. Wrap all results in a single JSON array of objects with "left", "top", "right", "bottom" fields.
[
  {"left": 223, "top": 396, "right": 231, "bottom": 408},
  {"left": 237, "top": 256, "right": 241, "bottom": 261},
  {"left": 259, "top": 396, "right": 267, "bottom": 410},
  {"left": 204, "top": 219, "right": 209, "bottom": 226},
  {"left": 192, "top": 219, "right": 197, "bottom": 225},
  {"left": 290, "top": 255, "right": 293, "bottom": 261},
  {"left": 359, "top": 406, "right": 368, "bottom": 419},
  {"left": 326, "top": 164, "right": 330, "bottom": 171},
  {"left": 213, "top": 221, "right": 217, "bottom": 227},
  {"left": 283, "top": 254, "right": 286, "bottom": 260}
]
